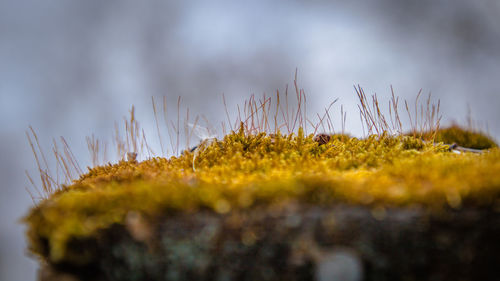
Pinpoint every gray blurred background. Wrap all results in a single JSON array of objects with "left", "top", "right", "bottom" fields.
[{"left": 1, "top": 0, "right": 499, "bottom": 280}]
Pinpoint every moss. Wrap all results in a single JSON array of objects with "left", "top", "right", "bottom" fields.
[
  {"left": 24, "top": 128, "right": 500, "bottom": 264},
  {"left": 418, "top": 125, "right": 497, "bottom": 149},
  {"left": 436, "top": 125, "right": 497, "bottom": 149}
]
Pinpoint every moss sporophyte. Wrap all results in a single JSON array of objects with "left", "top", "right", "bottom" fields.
[{"left": 23, "top": 85, "right": 500, "bottom": 265}]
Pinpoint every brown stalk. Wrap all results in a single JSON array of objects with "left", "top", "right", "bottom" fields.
[
  {"left": 222, "top": 93, "right": 233, "bottom": 132},
  {"left": 141, "top": 129, "right": 154, "bottom": 159},
  {"left": 341, "top": 105, "right": 347, "bottom": 137},
  {"left": 25, "top": 170, "right": 43, "bottom": 200},
  {"left": 26, "top": 128, "right": 59, "bottom": 196},
  {"left": 28, "top": 126, "right": 51, "bottom": 177},
  {"left": 184, "top": 108, "right": 190, "bottom": 150},
  {"left": 52, "top": 139, "right": 71, "bottom": 184},
  {"left": 163, "top": 96, "right": 175, "bottom": 156},
  {"left": 188, "top": 115, "right": 201, "bottom": 145},
  {"left": 355, "top": 85, "right": 379, "bottom": 135},
  {"left": 86, "top": 134, "right": 101, "bottom": 167},
  {"left": 274, "top": 90, "right": 280, "bottom": 134},
  {"left": 152, "top": 97, "right": 165, "bottom": 156},
  {"left": 61, "top": 136, "right": 83, "bottom": 176}
]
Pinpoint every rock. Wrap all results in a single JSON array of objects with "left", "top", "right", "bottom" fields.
[
  {"left": 316, "top": 248, "right": 363, "bottom": 281},
  {"left": 36, "top": 204, "right": 500, "bottom": 281}
]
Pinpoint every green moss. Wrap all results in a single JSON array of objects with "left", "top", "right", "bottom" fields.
[
  {"left": 435, "top": 125, "right": 497, "bottom": 149},
  {"left": 419, "top": 125, "right": 497, "bottom": 149},
  {"left": 24, "top": 128, "right": 500, "bottom": 264}
]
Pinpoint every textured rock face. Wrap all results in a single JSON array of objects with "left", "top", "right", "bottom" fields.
[{"left": 38, "top": 204, "right": 500, "bottom": 281}]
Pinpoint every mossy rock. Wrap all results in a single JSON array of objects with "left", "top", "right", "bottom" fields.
[{"left": 25, "top": 130, "right": 500, "bottom": 280}]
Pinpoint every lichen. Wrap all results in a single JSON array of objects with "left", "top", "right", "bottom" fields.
[{"left": 23, "top": 125, "right": 500, "bottom": 264}]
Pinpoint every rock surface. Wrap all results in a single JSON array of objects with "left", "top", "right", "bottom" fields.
[{"left": 38, "top": 204, "right": 500, "bottom": 281}]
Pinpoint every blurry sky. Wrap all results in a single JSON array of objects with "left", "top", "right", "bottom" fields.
[{"left": 1, "top": 1, "right": 499, "bottom": 280}]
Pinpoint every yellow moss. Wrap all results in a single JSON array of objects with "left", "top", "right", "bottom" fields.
[{"left": 24, "top": 128, "right": 500, "bottom": 263}]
